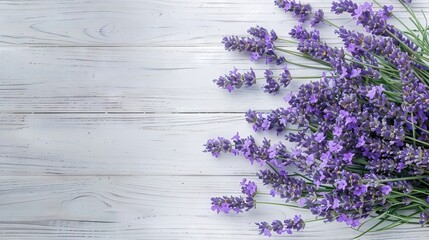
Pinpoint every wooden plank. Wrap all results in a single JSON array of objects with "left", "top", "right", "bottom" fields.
[
  {"left": 0, "top": 175, "right": 427, "bottom": 239},
  {"left": 0, "top": 0, "right": 425, "bottom": 47},
  {"left": 0, "top": 46, "right": 320, "bottom": 113},
  {"left": 0, "top": 113, "right": 282, "bottom": 176}
]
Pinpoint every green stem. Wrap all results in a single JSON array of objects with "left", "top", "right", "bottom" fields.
[
  {"left": 275, "top": 47, "right": 332, "bottom": 68},
  {"left": 323, "top": 19, "right": 340, "bottom": 29},
  {"left": 304, "top": 218, "right": 326, "bottom": 223},
  {"left": 293, "top": 76, "right": 323, "bottom": 79},
  {"left": 255, "top": 192, "right": 272, "bottom": 196},
  {"left": 369, "top": 175, "right": 429, "bottom": 183},
  {"left": 391, "top": 190, "right": 429, "bottom": 207},
  {"left": 283, "top": 58, "right": 332, "bottom": 71},
  {"left": 405, "top": 136, "right": 429, "bottom": 147},
  {"left": 277, "top": 38, "right": 298, "bottom": 44},
  {"left": 256, "top": 201, "right": 303, "bottom": 209},
  {"left": 411, "top": 112, "right": 417, "bottom": 146},
  {"left": 353, "top": 216, "right": 387, "bottom": 239}
]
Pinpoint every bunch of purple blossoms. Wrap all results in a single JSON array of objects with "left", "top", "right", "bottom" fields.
[
  {"left": 211, "top": 178, "right": 257, "bottom": 214},
  {"left": 213, "top": 68, "right": 256, "bottom": 92},
  {"left": 332, "top": 0, "right": 418, "bottom": 51},
  {"left": 213, "top": 66, "right": 294, "bottom": 94},
  {"left": 205, "top": 0, "right": 429, "bottom": 238},
  {"left": 274, "top": 0, "right": 312, "bottom": 22},
  {"left": 222, "top": 26, "right": 286, "bottom": 65}
]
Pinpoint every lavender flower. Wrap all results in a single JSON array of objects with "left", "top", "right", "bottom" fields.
[
  {"left": 248, "top": 26, "right": 273, "bottom": 39},
  {"left": 211, "top": 178, "right": 258, "bottom": 214},
  {"left": 222, "top": 26, "right": 284, "bottom": 64},
  {"left": 211, "top": 195, "right": 255, "bottom": 214},
  {"left": 213, "top": 68, "right": 256, "bottom": 92},
  {"left": 331, "top": 0, "right": 358, "bottom": 15},
  {"left": 311, "top": 9, "right": 324, "bottom": 27},
  {"left": 337, "top": 214, "right": 360, "bottom": 227},
  {"left": 204, "top": 137, "right": 232, "bottom": 157},
  {"left": 263, "top": 69, "right": 281, "bottom": 94},
  {"left": 332, "top": 0, "right": 418, "bottom": 51},
  {"left": 258, "top": 170, "right": 308, "bottom": 201},
  {"left": 256, "top": 215, "right": 305, "bottom": 236},
  {"left": 275, "top": 0, "right": 312, "bottom": 22},
  {"left": 245, "top": 108, "right": 297, "bottom": 134},
  {"left": 279, "top": 66, "right": 292, "bottom": 87},
  {"left": 241, "top": 178, "right": 257, "bottom": 197}
]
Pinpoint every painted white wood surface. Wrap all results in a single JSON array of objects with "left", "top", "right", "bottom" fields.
[{"left": 1, "top": 0, "right": 429, "bottom": 239}]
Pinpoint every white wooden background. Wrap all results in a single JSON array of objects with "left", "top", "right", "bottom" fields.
[{"left": 1, "top": 0, "right": 429, "bottom": 239}]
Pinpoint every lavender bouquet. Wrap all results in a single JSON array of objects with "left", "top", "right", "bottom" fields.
[{"left": 204, "top": 0, "right": 429, "bottom": 238}]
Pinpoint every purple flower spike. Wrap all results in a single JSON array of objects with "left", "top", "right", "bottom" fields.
[
  {"left": 337, "top": 214, "right": 360, "bottom": 227},
  {"left": 243, "top": 69, "right": 257, "bottom": 87},
  {"left": 279, "top": 67, "right": 292, "bottom": 87},
  {"left": 263, "top": 69, "right": 281, "bottom": 94},
  {"left": 331, "top": 0, "right": 358, "bottom": 15},
  {"left": 354, "top": 2, "right": 374, "bottom": 26},
  {"left": 203, "top": 137, "right": 232, "bottom": 157},
  {"left": 222, "top": 27, "right": 284, "bottom": 65},
  {"left": 332, "top": 0, "right": 418, "bottom": 51},
  {"left": 211, "top": 179, "right": 257, "bottom": 214},
  {"left": 258, "top": 170, "right": 307, "bottom": 202},
  {"left": 241, "top": 178, "right": 258, "bottom": 197},
  {"left": 248, "top": 26, "right": 270, "bottom": 39},
  {"left": 256, "top": 215, "right": 305, "bottom": 236},
  {"left": 213, "top": 68, "right": 256, "bottom": 92},
  {"left": 211, "top": 195, "right": 255, "bottom": 214},
  {"left": 275, "top": 0, "right": 312, "bottom": 22},
  {"left": 311, "top": 9, "right": 324, "bottom": 27},
  {"left": 379, "top": 5, "right": 394, "bottom": 21}
]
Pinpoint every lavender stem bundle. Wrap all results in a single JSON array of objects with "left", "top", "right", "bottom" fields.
[{"left": 204, "top": 0, "right": 429, "bottom": 238}]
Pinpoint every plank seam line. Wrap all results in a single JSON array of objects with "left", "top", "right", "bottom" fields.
[{"left": 0, "top": 111, "right": 252, "bottom": 115}]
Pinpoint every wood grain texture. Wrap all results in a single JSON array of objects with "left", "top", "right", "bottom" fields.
[
  {"left": 0, "top": 0, "right": 426, "bottom": 47},
  {"left": 0, "top": 46, "right": 314, "bottom": 113},
  {"left": 1, "top": 0, "right": 429, "bottom": 239},
  {"left": 0, "top": 113, "right": 266, "bottom": 176},
  {"left": 0, "top": 176, "right": 428, "bottom": 239}
]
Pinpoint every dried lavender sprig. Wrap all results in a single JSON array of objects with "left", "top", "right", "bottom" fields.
[
  {"left": 211, "top": 195, "right": 255, "bottom": 214},
  {"left": 223, "top": 26, "right": 333, "bottom": 70},
  {"left": 222, "top": 26, "right": 284, "bottom": 65},
  {"left": 332, "top": 0, "right": 418, "bottom": 51},
  {"left": 311, "top": 9, "right": 324, "bottom": 27},
  {"left": 256, "top": 215, "right": 305, "bottom": 236},
  {"left": 337, "top": 28, "right": 429, "bottom": 115},
  {"left": 258, "top": 169, "right": 309, "bottom": 201},
  {"left": 213, "top": 68, "right": 256, "bottom": 92},
  {"left": 211, "top": 178, "right": 257, "bottom": 214},
  {"left": 213, "top": 67, "right": 321, "bottom": 94},
  {"left": 274, "top": 0, "right": 312, "bottom": 22}
]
